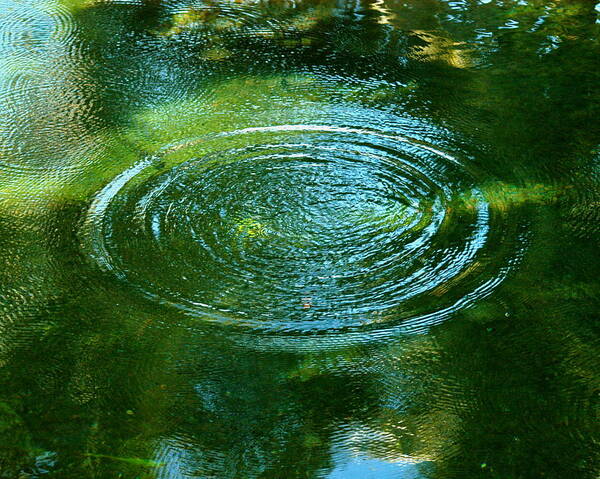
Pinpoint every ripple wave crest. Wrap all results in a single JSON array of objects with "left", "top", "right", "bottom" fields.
[{"left": 83, "top": 123, "right": 519, "bottom": 335}]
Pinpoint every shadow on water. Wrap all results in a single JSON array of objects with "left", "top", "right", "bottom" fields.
[
  {"left": 1, "top": 195, "right": 598, "bottom": 478},
  {"left": 0, "top": 0, "right": 599, "bottom": 478}
]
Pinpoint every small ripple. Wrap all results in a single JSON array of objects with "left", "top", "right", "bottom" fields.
[
  {"left": 157, "top": 0, "right": 334, "bottom": 41},
  {"left": 0, "top": 0, "right": 93, "bottom": 175}
]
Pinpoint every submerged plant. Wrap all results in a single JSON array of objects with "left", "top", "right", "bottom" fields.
[{"left": 235, "top": 217, "right": 269, "bottom": 238}]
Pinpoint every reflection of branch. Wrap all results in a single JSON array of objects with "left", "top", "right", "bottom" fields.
[
  {"left": 371, "top": 0, "right": 396, "bottom": 25},
  {"left": 409, "top": 30, "right": 472, "bottom": 69}
]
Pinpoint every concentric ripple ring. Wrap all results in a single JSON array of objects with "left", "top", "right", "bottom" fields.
[{"left": 82, "top": 124, "right": 520, "bottom": 335}]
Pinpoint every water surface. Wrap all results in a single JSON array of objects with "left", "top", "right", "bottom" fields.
[{"left": 0, "top": 0, "right": 599, "bottom": 478}]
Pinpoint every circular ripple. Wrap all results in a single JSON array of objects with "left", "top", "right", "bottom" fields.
[
  {"left": 82, "top": 124, "right": 519, "bottom": 334},
  {"left": 0, "top": 0, "right": 91, "bottom": 174}
]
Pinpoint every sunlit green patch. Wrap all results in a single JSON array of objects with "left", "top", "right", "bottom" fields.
[
  {"left": 122, "top": 74, "right": 325, "bottom": 154},
  {"left": 200, "top": 45, "right": 234, "bottom": 61},
  {"left": 0, "top": 133, "right": 139, "bottom": 212},
  {"left": 348, "top": 203, "right": 419, "bottom": 234},
  {"left": 152, "top": 2, "right": 335, "bottom": 37},
  {"left": 160, "top": 9, "right": 209, "bottom": 37},
  {"left": 0, "top": 69, "right": 571, "bottom": 221},
  {"left": 83, "top": 452, "right": 165, "bottom": 467},
  {"left": 235, "top": 217, "right": 269, "bottom": 238},
  {"left": 456, "top": 181, "right": 568, "bottom": 212},
  {"left": 123, "top": 73, "right": 412, "bottom": 155},
  {"left": 59, "top": 0, "right": 99, "bottom": 14},
  {"left": 409, "top": 30, "right": 473, "bottom": 69},
  {"left": 154, "top": 8, "right": 243, "bottom": 37}
]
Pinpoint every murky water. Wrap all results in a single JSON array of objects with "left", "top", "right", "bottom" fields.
[{"left": 0, "top": 1, "right": 599, "bottom": 477}]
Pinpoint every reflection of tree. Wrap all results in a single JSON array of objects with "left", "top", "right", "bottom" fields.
[
  {"left": 344, "top": 195, "right": 600, "bottom": 478},
  {"left": 0, "top": 0, "right": 599, "bottom": 477},
  {"left": 2, "top": 253, "right": 598, "bottom": 479},
  {"left": 150, "top": 339, "right": 384, "bottom": 478},
  {"left": 383, "top": 0, "right": 600, "bottom": 178},
  {"left": 367, "top": 311, "right": 599, "bottom": 478},
  {"left": 0, "top": 206, "right": 598, "bottom": 478},
  {"left": 1, "top": 272, "right": 386, "bottom": 478},
  {"left": 64, "top": 0, "right": 599, "bottom": 178}
]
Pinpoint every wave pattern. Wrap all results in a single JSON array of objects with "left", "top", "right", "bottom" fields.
[{"left": 83, "top": 122, "right": 521, "bottom": 335}]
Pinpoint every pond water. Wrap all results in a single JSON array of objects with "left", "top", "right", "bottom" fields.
[{"left": 0, "top": 0, "right": 599, "bottom": 477}]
